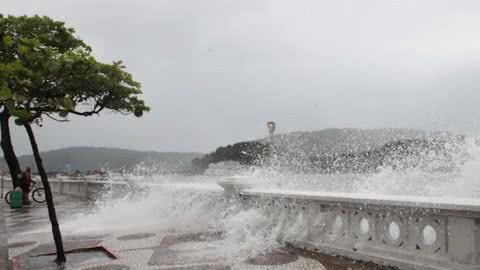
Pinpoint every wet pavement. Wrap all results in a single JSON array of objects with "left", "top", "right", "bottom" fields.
[
  {"left": 1, "top": 197, "right": 8, "bottom": 270},
  {"left": 0, "top": 194, "right": 327, "bottom": 269},
  {"left": 1, "top": 194, "right": 395, "bottom": 270}
]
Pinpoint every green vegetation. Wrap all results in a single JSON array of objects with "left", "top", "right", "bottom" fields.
[
  {"left": 193, "top": 129, "right": 463, "bottom": 174},
  {"left": 192, "top": 140, "right": 270, "bottom": 173},
  {"left": 308, "top": 138, "right": 464, "bottom": 173},
  {"left": 0, "top": 15, "right": 149, "bottom": 265}
]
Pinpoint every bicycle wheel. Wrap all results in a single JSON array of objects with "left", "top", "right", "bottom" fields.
[
  {"left": 4, "top": 191, "right": 11, "bottom": 205},
  {"left": 32, "top": 188, "right": 46, "bottom": 203}
]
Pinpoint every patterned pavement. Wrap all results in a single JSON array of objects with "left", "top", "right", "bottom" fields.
[
  {"left": 0, "top": 199, "right": 8, "bottom": 270},
  {"left": 1, "top": 195, "right": 396, "bottom": 270},
  {"left": 2, "top": 195, "right": 328, "bottom": 270}
]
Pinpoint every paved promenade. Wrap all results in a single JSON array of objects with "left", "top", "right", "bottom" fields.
[
  {"left": 1, "top": 197, "right": 8, "bottom": 270},
  {"left": 1, "top": 194, "right": 394, "bottom": 270}
]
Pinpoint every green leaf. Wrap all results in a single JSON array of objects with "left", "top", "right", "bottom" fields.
[
  {"left": 14, "top": 118, "right": 24, "bottom": 126},
  {"left": 10, "top": 109, "right": 31, "bottom": 120},
  {"left": 134, "top": 107, "right": 144, "bottom": 117},
  {"left": 5, "top": 100, "right": 15, "bottom": 112},
  {"left": 14, "top": 94, "right": 27, "bottom": 103},
  {"left": 63, "top": 96, "right": 74, "bottom": 110},
  {"left": 18, "top": 45, "right": 29, "bottom": 54},
  {"left": 0, "top": 88, "right": 12, "bottom": 100},
  {"left": 2, "top": 35, "right": 13, "bottom": 46}
]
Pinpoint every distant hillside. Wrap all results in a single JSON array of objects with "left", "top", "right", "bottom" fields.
[
  {"left": 192, "top": 141, "right": 270, "bottom": 173},
  {"left": 272, "top": 128, "right": 451, "bottom": 156},
  {"left": 308, "top": 138, "right": 466, "bottom": 173},
  {"left": 192, "top": 128, "right": 460, "bottom": 173},
  {"left": 5, "top": 147, "right": 202, "bottom": 173}
]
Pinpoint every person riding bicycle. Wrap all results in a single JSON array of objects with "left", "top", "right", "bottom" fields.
[{"left": 20, "top": 167, "right": 32, "bottom": 205}]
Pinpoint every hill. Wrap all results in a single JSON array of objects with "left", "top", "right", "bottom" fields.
[
  {"left": 308, "top": 138, "right": 465, "bottom": 173},
  {"left": 5, "top": 147, "right": 202, "bottom": 173},
  {"left": 192, "top": 128, "right": 460, "bottom": 173},
  {"left": 272, "top": 128, "right": 450, "bottom": 156}
]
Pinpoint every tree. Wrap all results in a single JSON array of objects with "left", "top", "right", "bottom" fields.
[
  {"left": 0, "top": 108, "right": 21, "bottom": 188},
  {"left": 0, "top": 14, "right": 149, "bottom": 265}
]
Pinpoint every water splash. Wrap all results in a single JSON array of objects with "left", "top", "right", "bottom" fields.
[{"left": 58, "top": 135, "right": 480, "bottom": 260}]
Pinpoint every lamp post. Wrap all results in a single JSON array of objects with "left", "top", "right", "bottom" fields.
[
  {"left": 267, "top": 121, "right": 276, "bottom": 156},
  {"left": 267, "top": 121, "right": 276, "bottom": 142},
  {"left": 267, "top": 121, "right": 276, "bottom": 166}
]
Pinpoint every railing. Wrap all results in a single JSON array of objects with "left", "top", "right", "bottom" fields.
[
  {"left": 219, "top": 178, "right": 480, "bottom": 270},
  {"left": 49, "top": 179, "right": 129, "bottom": 200},
  {"left": 48, "top": 177, "right": 480, "bottom": 269}
]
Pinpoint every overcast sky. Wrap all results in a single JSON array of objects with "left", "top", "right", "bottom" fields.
[{"left": 4, "top": 0, "right": 480, "bottom": 155}]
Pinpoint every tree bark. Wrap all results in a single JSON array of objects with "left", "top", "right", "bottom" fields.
[
  {"left": 0, "top": 110, "right": 21, "bottom": 188},
  {"left": 24, "top": 123, "right": 66, "bottom": 265}
]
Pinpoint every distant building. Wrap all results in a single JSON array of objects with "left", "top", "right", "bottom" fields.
[
  {"left": 204, "top": 161, "right": 250, "bottom": 176},
  {"left": 58, "top": 164, "right": 72, "bottom": 174}
]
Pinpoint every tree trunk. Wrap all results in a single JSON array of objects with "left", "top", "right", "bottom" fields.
[
  {"left": 0, "top": 110, "right": 21, "bottom": 188},
  {"left": 24, "top": 123, "right": 66, "bottom": 265}
]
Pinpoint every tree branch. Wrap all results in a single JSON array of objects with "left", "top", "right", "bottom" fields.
[{"left": 45, "top": 114, "right": 70, "bottom": 122}]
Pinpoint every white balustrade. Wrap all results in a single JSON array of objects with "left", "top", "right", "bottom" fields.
[
  {"left": 225, "top": 182, "right": 480, "bottom": 270},
  {"left": 46, "top": 176, "right": 480, "bottom": 270}
]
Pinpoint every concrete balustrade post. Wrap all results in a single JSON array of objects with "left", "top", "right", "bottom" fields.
[
  {"left": 217, "top": 176, "right": 251, "bottom": 202},
  {"left": 447, "top": 217, "right": 478, "bottom": 264},
  {"left": 49, "top": 179, "right": 127, "bottom": 201},
  {"left": 59, "top": 178, "right": 64, "bottom": 195},
  {"left": 83, "top": 180, "right": 89, "bottom": 199}
]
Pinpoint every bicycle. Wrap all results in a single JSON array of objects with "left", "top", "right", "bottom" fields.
[{"left": 4, "top": 180, "right": 46, "bottom": 204}]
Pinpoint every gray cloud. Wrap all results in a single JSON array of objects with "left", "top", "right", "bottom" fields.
[{"left": 4, "top": 0, "right": 480, "bottom": 155}]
